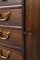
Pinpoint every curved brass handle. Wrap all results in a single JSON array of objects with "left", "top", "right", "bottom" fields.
[
  {"left": 0, "top": 12, "right": 11, "bottom": 21},
  {"left": 0, "top": 32, "right": 11, "bottom": 40},
  {"left": 0, "top": 48, "right": 11, "bottom": 59}
]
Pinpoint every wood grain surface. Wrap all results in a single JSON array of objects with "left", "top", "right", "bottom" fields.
[
  {"left": 0, "top": 28, "right": 23, "bottom": 48},
  {"left": 26, "top": 0, "right": 40, "bottom": 60},
  {"left": 0, "top": 9, "right": 22, "bottom": 26}
]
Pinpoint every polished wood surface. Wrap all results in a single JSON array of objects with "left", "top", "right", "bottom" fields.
[
  {"left": 0, "top": 9, "right": 22, "bottom": 26},
  {"left": 0, "top": 28, "right": 23, "bottom": 47},
  {"left": 0, "top": 0, "right": 22, "bottom": 6},
  {"left": 0, "top": 45, "right": 22, "bottom": 60},
  {"left": 0, "top": 0, "right": 40, "bottom": 60},
  {"left": 0, "top": 0, "right": 23, "bottom": 60},
  {"left": 26, "top": 0, "right": 40, "bottom": 60}
]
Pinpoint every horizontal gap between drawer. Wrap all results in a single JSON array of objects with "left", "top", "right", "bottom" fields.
[
  {"left": 0, "top": 25, "right": 23, "bottom": 30},
  {"left": 0, "top": 4, "right": 22, "bottom": 9},
  {"left": 0, "top": 43, "right": 22, "bottom": 52}
]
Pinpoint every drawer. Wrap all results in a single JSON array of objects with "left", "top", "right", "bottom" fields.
[
  {"left": 0, "top": 9, "right": 22, "bottom": 26},
  {"left": 0, "top": 0, "right": 22, "bottom": 6},
  {"left": 0, "top": 27, "right": 23, "bottom": 47},
  {"left": 0, "top": 45, "right": 22, "bottom": 60}
]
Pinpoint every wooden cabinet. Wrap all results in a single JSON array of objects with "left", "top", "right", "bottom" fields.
[
  {"left": 0, "top": 0, "right": 40, "bottom": 60},
  {"left": 0, "top": 0, "right": 24, "bottom": 60}
]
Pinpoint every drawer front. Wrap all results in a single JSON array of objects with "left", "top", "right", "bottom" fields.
[
  {"left": 0, "top": 9, "right": 22, "bottom": 26},
  {"left": 0, "top": 0, "right": 22, "bottom": 6},
  {"left": 0, "top": 27, "right": 23, "bottom": 47},
  {"left": 0, "top": 45, "right": 22, "bottom": 60}
]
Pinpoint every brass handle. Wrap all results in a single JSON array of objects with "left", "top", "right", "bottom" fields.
[
  {"left": 0, "top": 12, "right": 11, "bottom": 21},
  {"left": 0, "top": 48, "right": 11, "bottom": 59},
  {"left": 0, "top": 32, "right": 11, "bottom": 40}
]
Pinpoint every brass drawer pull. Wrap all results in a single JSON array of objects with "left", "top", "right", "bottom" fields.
[
  {"left": 0, "top": 12, "right": 11, "bottom": 21},
  {"left": 0, "top": 48, "right": 11, "bottom": 59},
  {"left": 0, "top": 32, "right": 11, "bottom": 40}
]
